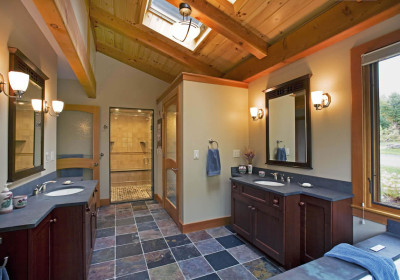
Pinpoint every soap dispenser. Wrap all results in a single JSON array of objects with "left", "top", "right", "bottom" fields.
[{"left": 0, "top": 183, "right": 13, "bottom": 214}]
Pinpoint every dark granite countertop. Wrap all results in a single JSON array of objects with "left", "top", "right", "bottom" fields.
[
  {"left": 230, "top": 174, "right": 353, "bottom": 202},
  {"left": 270, "top": 232, "right": 400, "bottom": 280},
  {"left": 0, "top": 178, "right": 97, "bottom": 233}
]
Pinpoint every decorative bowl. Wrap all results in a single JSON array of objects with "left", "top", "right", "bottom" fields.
[
  {"left": 238, "top": 165, "right": 247, "bottom": 174},
  {"left": 13, "top": 195, "right": 27, "bottom": 209},
  {"left": 259, "top": 171, "right": 265, "bottom": 177}
]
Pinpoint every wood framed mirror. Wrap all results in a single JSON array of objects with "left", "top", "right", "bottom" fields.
[
  {"left": 8, "top": 47, "right": 48, "bottom": 182},
  {"left": 265, "top": 74, "right": 312, "bottom": 168}
]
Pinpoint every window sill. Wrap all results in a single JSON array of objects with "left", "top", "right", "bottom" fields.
[{"left": 352, "top": 204, "right": 400, "bottom": 225}]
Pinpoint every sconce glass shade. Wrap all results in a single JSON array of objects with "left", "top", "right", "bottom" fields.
[
  {"left": 31, "top": 99, "right": 43, "bottom": 112},
  {"left": 52, "top": 100, "right": 64, "bottom": 114},
  {"left": 172, "top": 21, "right": 200, "bottom": 42},
  {"left": 311, "top": 91, "right": 323, "bottom": 105},
  {"left": 8, "top": 71, "right": 29, "bottom": 92},
  {"left": 250, "top": 107, "right": 258, "bottom": 118}
]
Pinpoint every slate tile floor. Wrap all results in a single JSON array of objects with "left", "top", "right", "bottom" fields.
[{"left": 89, "top": 200, "right": 284, "bottom": 280}]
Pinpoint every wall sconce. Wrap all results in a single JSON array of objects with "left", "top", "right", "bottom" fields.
[
  {"left": 250, "top": 107, "right": 264, "bottom": 121},
  {"left": 311, "top": 91, "right": 331, "bottom": 110},
  {"left": 32, "top": 99, "right": 64, "bottom": 117},
  {"left": 0, "top": 71, "right": 30, "bottom": 99}
]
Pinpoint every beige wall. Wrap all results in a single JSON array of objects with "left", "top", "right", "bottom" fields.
[
  {"left": 58, "top": 52, "right": 168, "bottom": 199},
  {"left": 249, "top": 14, "right": 400, "bottom": 240},
  {"left": 0, "top": 0, "right": 58, "bottom": 189},
  {"left": 182, "top": 81, "right": 248, "bottom": 224}
]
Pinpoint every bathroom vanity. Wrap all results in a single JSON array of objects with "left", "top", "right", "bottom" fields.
[
  {"left": 231, "top": 174, "right": 353, "bottom": 269},
  {"left": 0, "top": 180, "right": 98, "bottom": 280}
]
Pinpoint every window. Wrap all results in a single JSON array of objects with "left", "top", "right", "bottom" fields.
[
  {"left": 351, "top": 30, "right": 400, "bottom": 223},
  {"left": 365, "top": 52, "right": 400, "bottom": 209}
]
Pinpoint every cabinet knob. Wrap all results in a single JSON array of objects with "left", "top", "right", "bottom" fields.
[
  {"left": 248, "top": 205, "right": 252, "bottom": 209},
  {"left": 299, "top": 202, "right": 305, "bottom": 207},
  {"left": 86, "top": 207, "right": 90, "bottom": 212},
  {"left": 251, "top": 207, "right": 256, "bottom": 211},
  {"left": 273, "top": 199, "right": 279, "bottom": 204},
  {"left": 91, "top": 212, "right": 96, "bottom": 217},
  {"left": 232, "top": 185, "right": 237, "bottom": 189},
  {"left": 50, "top": 218, "right": 57, "bottom": 223}
]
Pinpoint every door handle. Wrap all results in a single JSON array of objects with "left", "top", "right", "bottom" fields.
[{"left": 94, "top": 162, "right": 99, "bottom": 167}]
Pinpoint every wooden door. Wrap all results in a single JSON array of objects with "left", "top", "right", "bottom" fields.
[
  {"left": 300, "top": 195, "right": 332, "bottom": 263},
  {"left": 253, "top": 201, "right": 284, "bottom": 264},
  {"left": 29, "top": 215, "right": 51, "bottom": 280},
  {"left": 231, "top": 191, "right": 253, "bottom": 241},
  {"left": 57, "top": 105, "right": 100, "bottom": 207},
  {"left": 162, "top": 93, "right": 180, "bottom": 224}
]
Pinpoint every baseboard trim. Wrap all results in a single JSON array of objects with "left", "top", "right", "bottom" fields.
[
  {"left": 179, "top": 216, "right": 231, "bottom": 233},
  {"left": 154, "top": 193, "right": 163, "bottom": 205},
  {"left": 100, "top": 199, "right": 111, "bottom": 206}
]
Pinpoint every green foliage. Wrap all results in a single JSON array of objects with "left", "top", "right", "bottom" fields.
[{"left": 380, "top": 92, "right": 400, "bottom": 142}]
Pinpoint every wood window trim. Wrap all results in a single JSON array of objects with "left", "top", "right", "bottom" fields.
[{"left": 351, "top": 29, "right": 400, "bottom": 225}]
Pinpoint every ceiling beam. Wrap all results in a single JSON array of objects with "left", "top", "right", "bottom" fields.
[
  {"left": 33, "top": 0, "right": 96, "bottom": 98},
  {"left": 165, "top": 0, "right": 268, "bottom": 59},
  {"left": 97, "top": 42, "right": 176, "bottom": 82},
  {"left": 90, "top": 6, "right": 222, "bottom": 77},
  {"left": 224, "top": 0, "right": 400, "bottom": 82}
]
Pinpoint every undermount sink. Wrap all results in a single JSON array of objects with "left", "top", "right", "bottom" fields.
[
  {"left": 254, "top": 181, "right": 285, "bottom": 187},
  {"left": 45, "top": 187, "right": 84, "bottom": 196}
]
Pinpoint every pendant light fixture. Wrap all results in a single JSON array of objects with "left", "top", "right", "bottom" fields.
[{"left": 172, "top": 3, "right": 200, "bottom": 42}]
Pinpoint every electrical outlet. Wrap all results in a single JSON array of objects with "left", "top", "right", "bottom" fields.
[
  {"left": 233, "top": 150, "right": 240, "bottom": 158},
  {"left": 194, "top": 150, "right": 199, "bottom": 160}
]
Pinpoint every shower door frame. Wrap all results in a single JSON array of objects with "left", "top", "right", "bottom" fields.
[{"left": 108, "top": 107, "right": 155, "bottom": 203}]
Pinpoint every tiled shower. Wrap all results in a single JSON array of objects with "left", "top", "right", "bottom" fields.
[{"left": 110, "top": 108, "right": 153, "bottom": 202}]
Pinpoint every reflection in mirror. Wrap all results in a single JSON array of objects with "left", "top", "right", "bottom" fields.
[
  {"left": 265, "top": 75, "right": 312, "bottom": 168},
  {"left": 15, "top": 80, "right": 43, "bottom": 172},
  {"left": 8, "top": 47, "right": 48, "bottom": 182}
]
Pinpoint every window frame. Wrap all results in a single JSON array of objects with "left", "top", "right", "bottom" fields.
[{"left": 351, "top": 29, "right": 400, "bottom": 224}]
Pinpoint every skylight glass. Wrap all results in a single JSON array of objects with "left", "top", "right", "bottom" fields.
[{"left": 226, "top": 0, "right": 236, "bottom": 4}]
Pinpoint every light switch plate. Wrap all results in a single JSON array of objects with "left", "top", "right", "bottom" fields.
[
  {"left": 233, "top": 150, "right": 240, "bottom": 158},
  {"left": 51, "top": 151, "right": 55, "bottom": 161},
  {"left": 194, "top": 150, "right": 199, "bottom": 160},
  {"left": 45, "top": 152, "right": 50, "bottom": 162},
  {"left": 370, "top": 244, "right": 385, "bottom": 252}
]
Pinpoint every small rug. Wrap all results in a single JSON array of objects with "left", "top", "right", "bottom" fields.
[{"left": 111, "top": 183, "right": 152, "bottom": 202}]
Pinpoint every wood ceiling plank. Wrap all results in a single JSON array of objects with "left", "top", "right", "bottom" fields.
[
  {"left": 33, "top": 0, "right": 96, "bottom": 98},
  {"left": 224, "top": 0, "right": 400, "bottom": 82},
  {"left": 138, "top": 0, "right": 150, "bottom": 23},
  {"left": 97, "top": 42, "right": 176, "bottom": 82},
  {"left": 165, "top": 0, "right": 268, "bottom": 59},
  {"left": 90, "top": 6, "right": 223, "bottom": 76}
]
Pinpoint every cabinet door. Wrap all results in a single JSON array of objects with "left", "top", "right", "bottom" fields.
[
  {"left": 300, "top": 195, "right": 332, "bottom": 263},
  {"left": 231, "top": 192, "right": 253, "bottom": 241},
  {"left": 50, "top": 206, "right": 84, "bottom": 280},
  {"left": 253, "top": 203, "right": 284, "bottom": 264},
  {"left": 0, "top": 230, "right": 28, "bottom": 280},
  {"left": 29, "top": 215, "right": 51, "bottom": 280},
  {"left": 85, "top": 204, "right": 92, "bottom": 277}
]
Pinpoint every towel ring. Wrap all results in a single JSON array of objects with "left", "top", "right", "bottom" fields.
[
  {"left": 2, "top": 256, "right": 8, "bottom": 268},
  {"left": 208, "top": 139, "right": 219, "bottom": 149}
]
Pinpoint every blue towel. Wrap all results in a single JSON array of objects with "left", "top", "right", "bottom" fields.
[
  {"left": 206, "top": 149, "right": 221, "bottom": 176},
  {"left": 325, "top": 243, "right": 399, "bottom": 280},
  {"left": 276, "top": 148, "right": 287, "bottom": 161},
  {"left": 0, "top": 267, "right": 10, "bottom": 280}
]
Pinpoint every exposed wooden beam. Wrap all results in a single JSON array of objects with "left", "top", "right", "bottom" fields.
[
  {"left": 138, "top": 0, "right": 149, "bottom": 24},
  {"left": 224, "top": 0, "right": 400, "bottom": 82},
  {"left": 97, "top": 42, "right": 176, "bottom": 82},
  {"left": 90, "top": 6, "right": 222, "bottom": 77},
  {"left": 33, "top": 0, "right": 96, "bottom": 98},
  {"left": 165, "top": 0, "right": 268, "bottom": 59}
]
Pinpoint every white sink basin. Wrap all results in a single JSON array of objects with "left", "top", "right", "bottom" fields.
[
  {"left": 254, "top": 181, "right": 285, "bottom": 187},
  {"left": 45, "top": 187, "right": 84, "bottom": 196}
]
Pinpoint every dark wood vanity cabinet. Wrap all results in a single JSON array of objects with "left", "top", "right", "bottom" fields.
[
  {"left": 0, "top": 190, "right": 97, "bottom": 280},
  {"left": 231, "top": 182, "right": 352, "bottom": 269},
  {"left": 299, "top": 195, "right": 352, "bottom": 263}
]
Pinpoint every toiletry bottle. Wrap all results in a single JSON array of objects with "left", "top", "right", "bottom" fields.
[{"left": 0, "top": 183, "right": 13, "bottom": 214}]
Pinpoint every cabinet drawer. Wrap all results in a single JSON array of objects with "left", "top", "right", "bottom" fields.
[{"left": 241, "top": 185, "right": 268, "bottom": 203}]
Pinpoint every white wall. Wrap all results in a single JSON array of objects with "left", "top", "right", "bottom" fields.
[
  {"left": 248, "top": 14, "right": 400, "bottom": 241},
  {"left": 58, "top": 53, "right": 168, "bottom": 199},
  {"left": 0, "top": 0, "right": 58, "bottom": 189},
  {"left": 182, "top": 81, "right": 248, "bottom": 224}
]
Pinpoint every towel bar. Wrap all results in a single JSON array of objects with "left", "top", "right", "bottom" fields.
[{"left": 208, "top": 139, "right": 219, "bottom": 149}]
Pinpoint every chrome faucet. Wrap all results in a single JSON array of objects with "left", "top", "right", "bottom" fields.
[
  {"left": 280, "top": 174, "right": 285, "bottom": 182},
  {"left": 271, "top": 172, "right": 278, "bottom": 180},
  {"left": 33, "top": 181, "right": 56, "bottom": 195}
]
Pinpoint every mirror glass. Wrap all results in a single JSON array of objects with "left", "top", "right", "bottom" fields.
[
  {"left": 265, "top": 75, "right": 312, "bottom": 168},
  {"left": 8, "top": 47, "right": 47, "bottom": 182},
  {"left": 15, "top": 81, "right": 43, "bottom": 172}
]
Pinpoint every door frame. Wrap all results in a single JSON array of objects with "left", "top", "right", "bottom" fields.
[
  {"left": 108, "top": 107, "right": 155, "bottom": 203},
  {"left": 56, "top": 104, "right": 100, "bottom": 207},
  {"left": 162, "top": 89, "right": 181, "bottom": 224}
]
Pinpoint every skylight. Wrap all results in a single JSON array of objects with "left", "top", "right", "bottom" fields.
[
  {"left": 144, "top": 0, "right": 210, "bottom": 51},
  {"left": 226, "top": 0, "right": 236, "bottom": 4}
]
